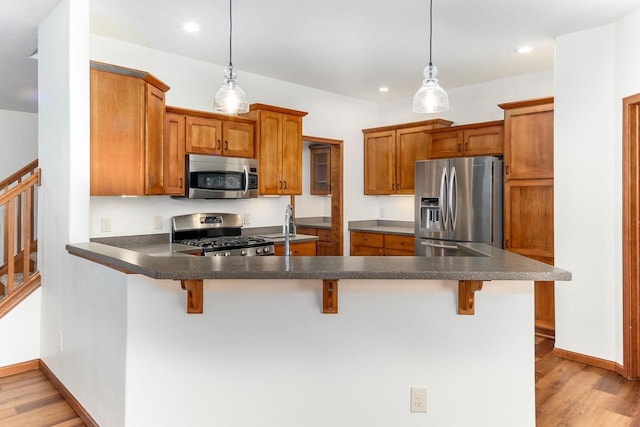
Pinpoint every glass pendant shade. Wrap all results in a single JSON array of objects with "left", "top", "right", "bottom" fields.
[
  {"left": 412, "top": 64, "right": 449, "bottom": 113},
  {"left": 214, "top": 65, "right": 249, "bottom": 114}
]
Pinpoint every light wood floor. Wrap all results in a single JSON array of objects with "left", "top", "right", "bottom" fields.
[
  {"left": 1, "top": 340, "right": 639, "bottom": 426},
  {"left": 536, "top": 336, "right": 640, "bottom": 426},
  {"left": 0, "top": 369, "right": 85, "bottom": 426}
]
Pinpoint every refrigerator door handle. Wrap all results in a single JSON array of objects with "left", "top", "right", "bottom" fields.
[
  {"left": 420, "top": 241, "right": 458, "bottom": 250},
  {"left": 449, "top": 166, "right": 458, "bottom": 232},
  {"left": 439, "top": 167, "right": 448, "bottom": 231}
]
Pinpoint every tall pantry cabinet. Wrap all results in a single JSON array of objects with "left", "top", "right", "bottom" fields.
[{"left": 499, "top": 97, "right": 555, "bottom": 337}]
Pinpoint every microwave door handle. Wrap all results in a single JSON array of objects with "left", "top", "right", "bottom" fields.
[
  {"left": 449, "top": 166, "right": 457, "bottom": 232},
  {"left": 243, "top": 165, "right": 249, "bottom": 195},
  {"left": 439, "top": 167, "right": 448, "bottom": 232}
]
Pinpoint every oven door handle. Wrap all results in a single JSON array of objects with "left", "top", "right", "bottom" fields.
[{"left": 243, "top": 165, "right": 249, "bottom": 195}]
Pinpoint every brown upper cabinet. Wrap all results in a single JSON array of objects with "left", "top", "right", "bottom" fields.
[
  {"left": 501, "top": 100, "right": 554, "bottom": 180},
  {"left": 310, "top": 145, "right": 331, "bottom": 195},
  {"left": 90, "top": 61, "right": 171, "bottom": 196},
  {"left": 164, "top": 112, "right": 187, "bottom": 195},
  {"left": 362, "top": 119, "right": 452, "bottom": 195},
  {"left": 242, "top": 104, "right": 308, "bottom": 195},
  {"left": 182, "top": 114, "right": 255, "bottom": 158},
  {"left": 427, "top": 121, "right": 504, "bottom": 159}
]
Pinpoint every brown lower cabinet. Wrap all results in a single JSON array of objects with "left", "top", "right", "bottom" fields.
[
  {"left": 350, "top": 231, "right": 414, "bottom": 256},
  {"left": 296, "top": 226, "right": 334, "bottom": 256},
  {"left": 274, "top": 240, "right": 317, "bottom": 256}
]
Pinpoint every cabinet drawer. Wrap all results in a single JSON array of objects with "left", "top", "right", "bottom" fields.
[
  {"left": 290, "top": 241, "right": 316, "bottom": 256},
  {"left": 384, "top": 234, "right": 414, "bottom": 251},
  {"left": 351, "top": 245, "right": 384, "bottom": 256},
  {"left": 350, "top": 231, "right": 383, "bottom": 248},
  {"left": 316, "top": 228, "right": 331, "bottom": 242}
]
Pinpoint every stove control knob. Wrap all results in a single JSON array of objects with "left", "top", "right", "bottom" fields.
[
  {"left": 263, "top": 247, "right": 270, "bottom": 253},
  {"left": 224, "top": 251, "right": 231, "bottom": 256},
  {"left": 240, "top": 249, "right": 247, "bottom": 256},
  {"left": 256, "top": 248, "right": 262, "bottom": 255}
]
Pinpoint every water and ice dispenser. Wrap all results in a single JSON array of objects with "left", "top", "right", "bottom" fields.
[{"left": 419, "top": 197, "right": 443, "bottom": 231}]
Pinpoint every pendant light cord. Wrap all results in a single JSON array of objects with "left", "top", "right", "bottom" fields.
[
  {"left": 429, "top": 0, "right": 433, "bottom": 67},
  {"left": 228, "top": 0, "right": 233, "bottom": 67}
]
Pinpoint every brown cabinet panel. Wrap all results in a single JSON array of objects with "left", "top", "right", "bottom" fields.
[
  {"left": 164, "top": 113, "right": 186, "bottom": 195},
  {"left": 428, "top": 130, "right": 462, "bottom": 159},
  {"left": 316, "top": 228, "right": 331, "bottom": 242},
  {"left": 185, "top": 116, "right": 222, "bottom": 155},
  {"left": 396, "top": 126, "right": 431, "bottom": 194},
  {"left": 317, "top": 241, "right": 334, "bottom": 256},
  {"left": 463, "top": 125, "right": 503, "bottom": 157},
  {"left": 282, "top": 114, "right": 303, "bottom": 194},
  {"left": 427, "top": 121, "right": 504, "bottom": 159},
  {"left": 274, "top": 240, "right": 316, "bottom": 256},
  {"left": 503, "top": 104, "right": 553, "bottom": 180},
  {"left": 349, "top": 231, "right": 414, "bottom": 256},
  {"left": 90, "top": 64, "right": 170, "bottom": 196},
  {"left": 350, "top": 231, "right": 384, "bottom": 248},
  {"left": 363, "top": 130, "right": 396, "bottom": 195},
  {"left": 503, "top": 179, "right": 554, "bottom": 259},
  {"left": 222, "top": 121, "right": 254, "bottom": 158},
  {"left": 384, "top": 234, "right": 415, "bottom": 252}
]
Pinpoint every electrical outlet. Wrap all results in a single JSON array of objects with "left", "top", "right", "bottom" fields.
[
  {"left": 58, "top": 331, "right": 63, "bottom": 352},
  {"left": 380, "top": 208, "right": 385, "bottom": 218},
  {"left": 410, "top": 387, "right": 427, "bottom": 413},
  {"left": 153, "top": 216, "right": 163, "bottom": 230},
  {"left": 100, "top": 217, "right": 111, "bottom": 233},
  {"left": 244, "top": 212, "right": 251, "bottom": 224}
]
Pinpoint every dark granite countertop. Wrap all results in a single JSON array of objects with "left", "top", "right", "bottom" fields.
[
  {"left": 348, "top": 220, "right": 414, "bottom": 236},
  {"left": 66, "top": 241, "right": 571, "bottom": 282}
]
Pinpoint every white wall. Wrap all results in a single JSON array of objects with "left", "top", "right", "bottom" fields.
[
  {"left": 0, "top": 109, "right": 38, "bottom": 176},
  {"left": 88, "top": 35, "right": 378, "bottom": 252},
  {"left": 122, "top": 275, "right": 534, "bottom": 427},
  {"left": 554, "top": 25, "right": 618, "bottom": 361},
  {"left": 39, "top": 1, "right": 127, "bottom": 425}
]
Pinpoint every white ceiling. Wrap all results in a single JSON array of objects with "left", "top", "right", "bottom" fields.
[{"left": 4, "top": 0, "right": 640, "bottom": 113}]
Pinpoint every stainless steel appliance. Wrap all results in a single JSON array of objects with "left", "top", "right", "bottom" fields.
[
  {"left": 415, "top": 156, "right": 502, "bottom": 256},
  {"left": 178, "top": 155, "right": 258, "bottom": 199},
  {"left": 172, "top": 213, "right": 274, "bottom": 256}
]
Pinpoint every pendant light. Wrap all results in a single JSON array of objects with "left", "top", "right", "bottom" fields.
[
  {"left": 214, "top": 0, "right": 249, "bottom": 114},
  {"left": 412, "top": 0, "right": 449, "bottom": 113}
]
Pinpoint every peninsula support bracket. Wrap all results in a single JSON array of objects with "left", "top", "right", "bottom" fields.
[
  {"left": 181, "top": 279, "right": 203, "bottom": 314},
  {"left": 323, "top": 279, "right": 339, "bottom": 314},
  {"left": 458, "top": 280, "right": 484, "bottom": 315}
]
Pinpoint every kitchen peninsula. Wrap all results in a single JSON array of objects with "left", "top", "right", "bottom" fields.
[{"left": 66, "top": 240, "right": 569, "bottom": 315}]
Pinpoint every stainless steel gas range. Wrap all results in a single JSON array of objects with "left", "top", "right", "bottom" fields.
[{"left": 172, "top": 213, "right": 274, "bottom": 256}]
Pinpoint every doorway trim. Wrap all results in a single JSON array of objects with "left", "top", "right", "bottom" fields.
[
  {"left": 301, "top": 135, "right": 344, "bottom": 255},
  {"left": 622, "top": 93, "right": 640, "bottom": 379}
]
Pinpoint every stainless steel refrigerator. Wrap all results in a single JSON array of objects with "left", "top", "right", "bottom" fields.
[{"left": 414, "top": 156, "right": 503, "bottom": 256}]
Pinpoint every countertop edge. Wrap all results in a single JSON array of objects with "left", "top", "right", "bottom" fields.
[{"left": 65, "top": 242, "right": 572, "bottom": 282}]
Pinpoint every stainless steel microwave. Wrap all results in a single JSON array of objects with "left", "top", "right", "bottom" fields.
[{"left": 179, "top": 155, "right": 258, "bottom": 199}]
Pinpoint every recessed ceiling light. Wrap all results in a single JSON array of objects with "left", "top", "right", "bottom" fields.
[
  {"left": 379, "top": 86, "right": 389, "bottom": 93},
  {"left": 183, "top": 22, "right": 201, "bottom": 33},
  {"left": 516, "top": 46, "right": 533, "bottom": 54}
]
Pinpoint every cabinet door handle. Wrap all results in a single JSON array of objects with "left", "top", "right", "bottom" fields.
[
  {"left": 505, "top": 239, "right": 510, "bottom": 248},
  {"left": 505, "top": 165, "right": 510, "bottom": 175},
  {"left": 179, "top": 177, "right": 183, "bottom": 189},
  {"left": 279, "top": 180, "right": 283, "bottom": 189},
  {"left": 457, "top": 143, "right": 462, "bottom": 152},
  {"left": 217, "top": 139, "right": 221, "bottom": 149},
  {"left": 148, "top": 175, "right": 154, "bottom": 188},
  {"left": 465, "top": 142, "right": 469, "bottom": 151},
  {"left": 283, "top": 180, "right": 287, "bottom": 189},
  {"left": 224, "top": 140, "right": 228, "bottom": 151}
]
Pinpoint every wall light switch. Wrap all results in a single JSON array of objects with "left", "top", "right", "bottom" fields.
[
  {"left": 100, "top": 217, "right": 111, "bottom": 233},
  {"left": 244, "top": 212, "right": 251, "bottom": 224}
]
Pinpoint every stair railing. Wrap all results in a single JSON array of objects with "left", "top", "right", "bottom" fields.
[{"left": 0, "top": 160, "right": 41, "bottom": 318}]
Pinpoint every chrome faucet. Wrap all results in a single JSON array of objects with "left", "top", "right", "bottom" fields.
[{"left": 284, "top": 204, "right": 293, "bottom": 256}]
